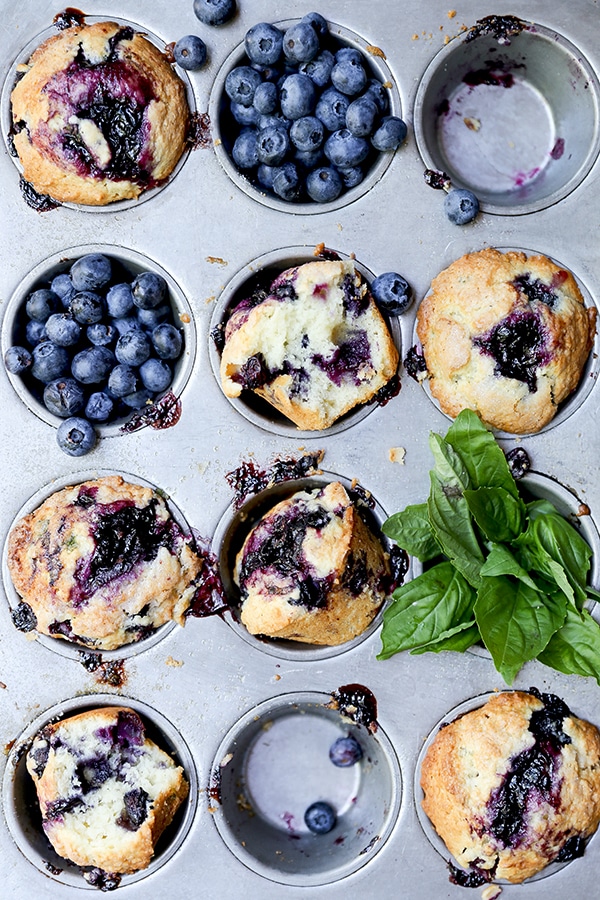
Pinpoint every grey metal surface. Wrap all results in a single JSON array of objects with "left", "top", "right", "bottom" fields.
[{"left": 0, "top": 1, "right": 599, "bottom": 898}]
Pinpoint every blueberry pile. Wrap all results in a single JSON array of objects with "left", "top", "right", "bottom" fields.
[
  {"left": 221, "top": 13, "right": 407, "bottom": 203},
  {"left": 4, "top": 252, "right": 185, "bottom": 455}
]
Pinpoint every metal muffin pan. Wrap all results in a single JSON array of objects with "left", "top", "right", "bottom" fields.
[{"left": 0, "top": 2, "right": 599, "bottom": 898}]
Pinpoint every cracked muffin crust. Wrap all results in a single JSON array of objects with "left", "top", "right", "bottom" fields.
[
  {"left": 420, "top": 690, "right": 600, "bottom": 884},
  {"left": 416, "top": 248, "right": 596, "bottom": 433},
  {"left": 7, "top": 475, "right": 203, "bottom": 650},
  {"left": 10, "top": 21, "right": 189, "bottom": 205}
]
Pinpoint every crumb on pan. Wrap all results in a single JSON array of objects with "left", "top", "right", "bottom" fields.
[
  {"left": 165, "top": 656, "right": 184, "bottom": 668},
  {"left": 388, "top": 447, "right": 406, "bottom": 464}
]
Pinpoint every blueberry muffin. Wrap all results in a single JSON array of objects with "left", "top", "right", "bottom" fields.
[
  {"left": 7, "top": 475, "right": 203, "bottom": 650},
  {"left": 235, "top": 481, "right": 391, "bottom": 644},
  {"left": 420, "top": 689, "right": 600, "bottom": 884},
  {"left": 26, "top": 707, "right": 188, "bottom": 875},
  {"left": 10, "top": 21, "right": 189, "bottom": 205},
  {"left": 416, "top": 248, "right": 596, "bottom": 433},
  {"left": 220, "top": 259, "right": 399, "bottom": 430}
]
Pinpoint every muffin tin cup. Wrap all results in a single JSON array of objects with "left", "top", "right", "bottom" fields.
[
  {"left": 414, "top": 690, "right": 595, "bottom": 884},
  {"left": 210, "top": 690, "right": 402, "bottom": 886},
  {"left": 213, "top": 468, "right": 419, "bottom": 662},
  {"left": 411, "top": 246, "right": 599, "bottom": 438},
  {"left": 209, "top": 244, "right": 402, "bottom": 438},
  {"left": 414, "top": 20, "right": 600, "bottom": 215},
  {"left": 0, "top": 15, "right": 197, "bottom": 214},
  {"left": 1, "top": 243, "right": 196, "bottom": 436},
  {"left": 2, "top": 693, "right": 198, "bottom": 890},
  {"left": 1, "top": 468, "right": 200, "bottom": 662},
  {"left": 208, "top": 19, "right": 403, "bottom": 214}
]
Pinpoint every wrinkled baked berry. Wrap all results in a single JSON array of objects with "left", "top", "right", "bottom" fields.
[
  {"left": 473, "top": 310, "right": 550, "bottom": 392},
  {"left": 505, "top": 447, "right": 531, "bottom": 479},
  {"left": 11, "top": 601, "right": 37, "bottom": 632},
  {"left": 116, "top": 787, "right": 149, "bottom": 831}
]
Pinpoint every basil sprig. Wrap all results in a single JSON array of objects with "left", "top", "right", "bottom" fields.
[{"left": 379, "top": 409, "right": 600, "bottom": 685}]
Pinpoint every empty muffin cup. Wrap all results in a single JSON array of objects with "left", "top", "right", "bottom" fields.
[
  {"left": 208, "top": 19, "right": 402, "bottom": 213},
  {"left": 209, "top": 245, "right": 402, "bottom": 437},
  {"left": 2, "top": 693, "right": 197, "bottom": 889},
  {"left": 414, "top": 17, "right": 600, "bottom": 214},
  {"left": 210, "top": 689, "right": 401, "bottom": 885},
  {"left": 213, "top": 469, "right": 414, "bottom": 661}
]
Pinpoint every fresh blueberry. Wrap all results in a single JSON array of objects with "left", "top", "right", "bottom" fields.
[
  {"left": 230, "top": 100, "right": 261, "bottom": 127},
  {"left": 257, "top": 163, "right": 276, "bottom": 189},
  {"left": 31, "top": 342, "right": 69, "bottom": 382},
  {"left": 136, "top": 305, "right": 171, "bottom": 331},
  {"left": 26, "top": 288, "right": 60, "bottom": 322},
  {"left": 45, "top": 313, "right": 81, "bottom": 347},
  {"left": 56, "top": 417, "right": 96, "bottom": 456},
  {"left": 304, "top": 801, "right": 337, "bottom": 834},
  {"left": 301, "top": 12, "right": 328, "bottom": 39},
  {"left": 232, "top": 128, "right": 259, "bottom": 169},
  {"left": 132, "top": 272, "right": 168, "bottom": 310},
  {"left": 444, "top": 187, "right": 480, "bottom": 225},
  {"left": 111, "top": 315, "right": 142, "bottom": 336},
  {"left": 225, "top": 66, "right": 262, "bottom": 107},
  {"left": 272, "top": 162, "right": 302, "bottom": 201},
  {"left": 139, "top": 358, "right": 172, "bottom": 392},
  {"left": 294, "top": 147, "right": 326, "bottom": 170},
  {"left": 87, "top": 322, "right": 117, "bottom": 346},
  {"left": 256, "top": 125, "right": 290, "bottom": 165},
  {"left": 290, "top": 115, "right": 324, "bottom": 152},
  {"left": 345, "top": 96, "right": 378, "bottom": 137},
  {"left": 51, "top": 273, "right": 76, "bottom": 307},
  {"left": 25, "top": 320, "right": 47, "bottom": 346},
  {"left": 123, "top": 388, "right": 154, "bottom": 409},
  {"left": 315, "top": 87, "right": 349, "bottom": 131},
  {"left": 85, "top": 391, "right": 114, "bottom": 422},
  {"left": 282, "top": 22, "right": 319, "bottom": 64},
  {"left": 371, "top": 271, "right": 412, "bottom": 314},
  {"left": 69, "top": 291, "right": 105, "bottom": 325},
  {"left": 371, "top": 116, "right": 407, "bottom": 151},
  {"left": 152, "top": 323, "right": 183, "bottom": 359},
  {"left": 115, "top": 330, "right": 151, "bottom": 366},
  {"left": 108, "top": 363, "right": 138, "bottom": 397},
  {"left": 258, "top": 112, "right": 291, "bottom": 133},
  {"left": 339, "top": 165, "right": 364, "bottom": 188},
  {"left": 335, "top": 47, "right": 363, "bottom": 65},
  {"left": 173, "top": 35, "right": 207, "bottom": 70},
  {"left": 71, "top": 346, "right": 114, "bottom": 384},
  {"left": 244, "top": 23, "right": 283, "bottom": 66},
  {"left": 299, "top": 48, "right": 335, "bottom": 88},
  {"left": 324, "top": 129, "right": 369, "bottom": 167},
  {"left": 280, "top": 73, "right": 316, "bottom": 120},
  {"left": 43, "top": 378, "right": 85, "bottom": 417},
  {"left": 253, "top": 82, "right": 278, "bottom": 115},
  {"left": 4, "top": 345, "right": 32, "bottom": 374},
  {"left": 364, "top": 78, "right": 390, "bottom": 114},
  {"left": 331, "top": 57, "right": 367, "bottom": 96},
  {"left": 193, "top": 0, "right": 235, "bottom": 26},
  {"left": 329, "top": 735, "right": 363, "bottom": 767},
  {"left": 306, "top": 166, "right": 342, "bottom": 202},
  {"left": 106, "top": 283, "right": 134, "bottom": 318},
  {"left": 70, "top": 254, "right": 112, "bottom": 292}
]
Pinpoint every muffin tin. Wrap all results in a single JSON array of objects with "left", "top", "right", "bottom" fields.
[{"left": 1, "top": 2, "right": 599, "bottom": 898}]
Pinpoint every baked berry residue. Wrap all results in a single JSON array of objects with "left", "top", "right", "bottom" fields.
[
  {"left": 473, "top": 309, "right": 551, "bottom": 392},
  {"left": 464, "top": 15, "right": 527, "bottom": 45},
  {"left": 505, "top": 447, "right": 531, "bottom": 479},
  {"left": 448, "top": 859, "right": 494, "bottom": 887},
  {"left": 226, "top": 450, "right": 324, "bottom": 508},
  {"left": 120, "top": 390, "right": 182, "bottom": 432},
  {"left": 329, "top": 684, "right": 378, "bottom": 732},
  {"left": 53, "top": 8, "right": 86, "bottom": 31},
  {"left": 513, "top": 272, "right": 565, "bottom": 309},
  {"left": 185, "top": 538, "right": 228, "bottom": 619},
  {"left": 403, "top": 345, "right": 428, "bottom": 381}
]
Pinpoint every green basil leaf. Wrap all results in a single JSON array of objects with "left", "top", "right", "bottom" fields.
[
  {"left": 464, "top": 486, "right": 526, "bottom": 542},
  {"left": 537, "top": 607, "right": 600, "bottom": 685},
  {"left": 428, "top": 471, "right": 484, "bottom": 588},
  {"left": 480, "top": 543, "right": 540, "bottom": 591},
  {"left": 378, "top": 562, "right": 476, "bottom": 659},
  {"left": 445, "top": 408, "right": 519, "bottom": 498},
  {"left": 382, "top": 503, "right": 440, "bottom": 561},
  {"left": 532, "top": 513, "right": 591, "bottom": 607},
  {"left": 525, "top": 499, "right": 557, "bottom": 520},
  {"left": 475, "top": 576, "right": 567, "bottom": 685},
  {"left": 410, "top": 621, "right": 481, "bottom": 654}
]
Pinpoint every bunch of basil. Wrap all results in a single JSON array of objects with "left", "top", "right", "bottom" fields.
[{"left": 379, "top": 409, "right": 600, "bottom": 685}]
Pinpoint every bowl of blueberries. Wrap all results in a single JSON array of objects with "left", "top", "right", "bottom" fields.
[
  {"left": 1, "top": 246, "right": 195, "bottom": 455},
  {"left": 208, "top": 12, "right": 406, "bottom": 211}
]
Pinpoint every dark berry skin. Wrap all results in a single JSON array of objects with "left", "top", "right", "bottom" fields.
[{"left": 304, "top": 801, "right": 337, "bottom": 834}]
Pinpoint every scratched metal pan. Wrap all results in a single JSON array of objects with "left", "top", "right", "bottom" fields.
[{"left": 0, "top": 2, "right": 599, "bottom": 899}]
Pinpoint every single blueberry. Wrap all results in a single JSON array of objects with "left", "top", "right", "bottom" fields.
[
  {"left": 290, "top": 115, "right": 324, "bottom": 152},
  {"left": 106, "top": 283, "right": 134, "bottom": 318},
  {"left": 444, "top": 188, "right": 480, "bottom": 225},
  {"left": 345, "top": 96, "right": 378, "bottom": 137},
  {"left": 371, "top": 115, "right": 407, "bottom": 151},
  {"left": 331, "top": 57, "right": 367, "bottom": 96},
  {"left": 301, "top": 12, "right": 329, "bottom": 39},
  {"left": 137, "top": 304, "right": 171, "bottom": 331},
  {"left": 329, "top": 735, "right": 363, "bottom": 767},
  {"left": 280, "top": 73, "right": 316, "bottom": 120},
  {"left": 324, "top": 129, "right": 370, "bottom": 167},
  {"left": 44, "top": 313, "right": 81, "bottom": 347},
  {"left": 315, "top": 87, "right": 350, "bottom": 131},
  {"left": 294, "top": 147, "right": 326, "bottom": 170},
  {"left": 256, "top": 125, "right": 290, "bottom": 165},
  {"left": 69, "top": 291, "right": 105, "bottom": 325},
  {"left": 271, "top": 162, "right": 302, "bottom": 201},
  {"left": 57, "top": 417, "right": 96, "bottom": 456},
  {"left": 282, "top": 22, "right": 319, "bottom": 64},
  {"left": 335, "top": 47, "right": 363, "bottom": 65},
  {"left": 339, "top": 165, "right": 364, "bottom": 189},
  {"left": 306, "top": 166, "right": 342, "bottom": 203},
  {"left": 85, "top": 391, "right": 114, "bottom": 422},
  {"left": 232, "top": 128, "right": 259, "bottom": 169},
  {"left": 87, "top": 322, "right": 117, "bottom": 346},
  {"left": 257, "top": 163, "right": 276, "bottom": 189},
  {"left": 4, "top": 345, "right": 32, "bottom": 374},
  {"left": 70, "top": 254, "right": 112, "bottom": 292},
  {"left": 43, "top": 378, "right": 85, "bottom": 417},
  {"left": 123, "top": 388, "right": 154, "bottom": 409},
  {"left": 31, "top": 341, "right": 69, "bottom": 382},
  {"left": 371, "top": 271, "right": 412, "bottom": 314},
  {"left": 152, "top": 323, "right": 183, "bottom": 359},
  {"left": 108, "top": 363, "right": 138, "bottom": 397},
  {"left": 299, "top": 48, "right": 335, "bottom": 88},
  {"left": 132, "top": 272, "right": 168, "bottom": 311},
  {"left": 26, "top": 288, "right": 60, "bottom": 322},
  {"left": 173, "top": 35, "right": 207, "bottom": 70},
  {"left": 252, "top": 81, "right": 278, "bottom": 115},
  {"left": 230, "top": 100, "right": 261, "bottom": 127},
  {"left": 304, "top": 801, "right": 337, "bottom": 834},
  {"left": 193, "top": 0, "right": 235, "bottom": 26},
  {"left": 71, "top": 346, "right": 115, "bottom": 384},
  {"left": 225, "top": 66, "right": 262, "bottom": 107},
  {"left": 111, "top": 315, "right": 142, "bottom": 336},
  {"left": 25, "top": 319, "right": 47, "bottom": 346},
  {"left": 139, "top": 357, "right": 173, "bottom": 392},
  {"left": 364, "top": 78, "right": 390, "bottom": 114},
  {"left": 51, "top": 273, "right": 76, "bottom": 307},
  {"left": 244, "top": 22, "right": 283, "bottom": 66},
  {"left": 115, "top": 330, "right": 151, "bottom": 366},
  {"left": 258, "top": 112, "right": 291, "bottom": 133}
]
